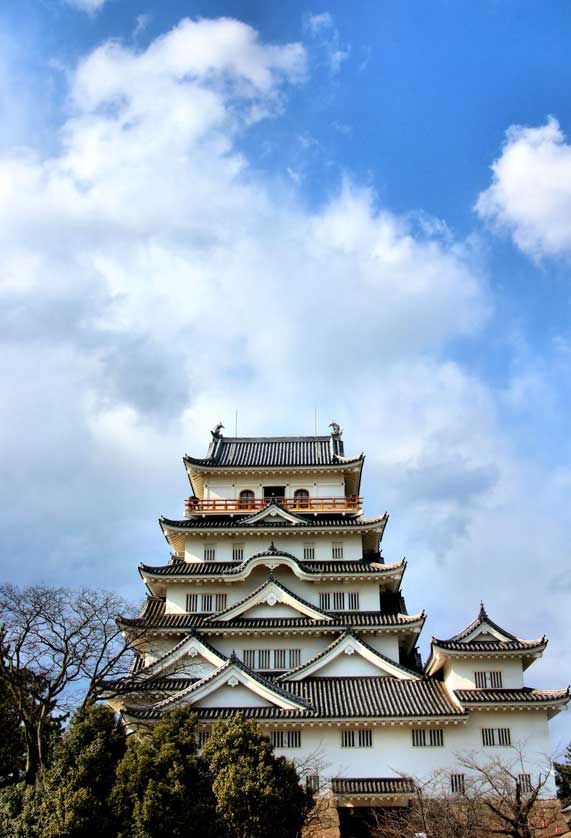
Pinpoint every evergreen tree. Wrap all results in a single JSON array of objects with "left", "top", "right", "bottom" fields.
[
  {"left": 202, "top": 714, "right": 313, "bottom": 838},
  {"left": 0, "top": 673, "right": 24, "bottom": 787},
  {"left": 555, "top": 742, "right": 571, "bottom": 805},
  {"left": 112, "top": 706, "right": 220, "bottom": 838}
]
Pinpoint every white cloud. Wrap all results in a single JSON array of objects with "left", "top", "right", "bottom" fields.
[
  {"left": 305, "top": 11, "right": 350, "bottom": 74},
  {"left": 477, "top": 117, "right": 571, "bottom": 259},
  {"left": 64, "top": 0, "right": 108, "bottom": 13}
]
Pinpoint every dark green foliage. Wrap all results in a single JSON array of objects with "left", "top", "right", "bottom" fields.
[
  {"left": 112, "top": 706, "right": 221, "bottom": 838},
  {"left": 203, "top": 714, "right": 313, "bottom": 838},
  {"left": 0, "top": 674, "right": 24, "bottom": 787},
  {"left": 555, "top": 741, "right": 571, "bottom": 804},
  {"left": 0, "top": 703, "right": 126, "bottom": 838}
]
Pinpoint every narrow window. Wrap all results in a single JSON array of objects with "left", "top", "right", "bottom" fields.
[
  {"left": 201, "top": 594, "right": 213, "bottom": 612},
  {"left": 196, "top": 731, "right": 210, "bottom": 748},
  {"left": 271, "top": 731, "right": 285, "bottom": 748},
  {"left": 429, "top": 729, "right": 444, "bottom": 747},
  {"left": 518, "top": 774, "right": 532, "bottom": 793},
  {"left": 319, "top": 592, "right": 331, "bottom": 610},
  {"left": 203, "top": 544, "right": 216, "bottom": 561},
  {"left": 358, "top": 730, "right": 372, "bottom": 747},
  {"left": 332, "top": 542, "right": 344, "bottom": 559},
  {"left": 186, "top": 593, "right": 198, "bottom": 612},
  {"left": 303, "top": 543, "right": 315, "bottom": 560},
  {"left": 293, "top": 488, "right": 310, "bottom": 508},
  {"left": 347, "top": 592, "right": 360, "bottom": 610},
  {"left": 287, "top": 731, "right": 301, "bottom": 748},
  {"left": 306, "top": 774, "right": 320, "bottom": 792},
  {"left": 258, "top": 649, "right": 271, "bottom": 669},
  {"left": 333, "top": 591, "right": 345, "bottom": 610},
  {"left": 475, "top": 671, "right": 503, "bottom": 688},
  {"left": 274, "top": 649, "right": 286, "bottom": 669},
  {"left": 450, "top": 774, "right": 465, "bottom": 794},
  {"left": 341, "top": 730, "right": 355, "bottom": 748},
  {"left": 243, "top": 650, "right": 256, "bottom": 668},
  {"left": 238, "top": 490, "right": 255, "bottom": 509},
  {"left": 289, "top": 649, "right": 301, "bottom": 668},
  {"left": 412, "top": 729, "right": 426, "bottom": 747},
  {"left": 232, "top": 543, "right": 245, "bottom": 562},
  {"left": 482, "top": 728, "right": 511, "bottom": 747},
  {"left": 214, "top": 593, "right": 227, "bottom": 611}
]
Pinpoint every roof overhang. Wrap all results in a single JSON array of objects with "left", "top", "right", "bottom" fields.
[{"left": 425, "top": 642, "right": 548, "bottom": 677}]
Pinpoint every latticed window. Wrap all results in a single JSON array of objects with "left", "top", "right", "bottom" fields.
[
  {"left": 450, "top": 774, "right": 465, "bottom": 794},
  {"left": 333, "top": 591, "right": 345, "bottom": 610},
  {"left": 341, "top": 730, "right": 355, "bottom": 748},
  {"left": 412, "top": 728, "right": 444, "bottom": 747},
  {"left": 303, "top": 543, "right": 315, "bottom": 560},
  {"left": 306, "top": 774, "right": 320, "bottom": 792},
  {"left": 201, "top": 594, "right": 213, "bottom": 612},
  {"left": 214, "top": 593, "right": 227, "bottom": 611},
  {"left": 332, "top": 542, "right": 344, "bottom": 559},
  {"left": 347, "top": 592, "right": 360, "bottom": 610},
  {"left": 186, "top": 593, "right": 198, "bottom": 612},
  {"left": 289, "top": 649, "right": 301, "bottom": 668},
  {"left": 203, "top": 544, "right": 216, "bottom": 561},
  {"left": 271, "top": 731, "right": 301, "bottom": 748},
  {"left": 518, "top": 774, "right": 532, "bottom": 793},
  {"left": 482, "top": 727, "right": 511, "bottom": 746},
  {"left": 358, "top": 730, "right": 372, "bottom": 747},
  {"left": 232, "top": 543, "right": 245, "bottom": 562},
  {"left": 274, "top": 649, "right": 286, "bottom": 669},
  {"left": 196, "top": 731, "right": 210, "bottom": 748},
  {"left": 319, "top": 592, "right": 331, "bottom": 610},
  {"left": 243, "top": 650, "right": 256, "bottom": 668},
  {"left": 258, "top": 649, "right": 271, "bottom": 669},
  {"left": 475, "top": 670, "right": 503, "bottom": 688}
]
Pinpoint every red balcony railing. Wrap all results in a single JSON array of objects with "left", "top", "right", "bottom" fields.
[{"left": 185, "top": 496, "right": 362, "bottom": 515}]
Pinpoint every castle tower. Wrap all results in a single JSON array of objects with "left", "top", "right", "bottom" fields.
[{"left": 111, "top": 425, "right": 568, "bottom": 812}]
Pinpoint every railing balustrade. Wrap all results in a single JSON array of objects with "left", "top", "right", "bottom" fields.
[{"left": 184, "top": 496, "right": 362, "bottom": 515}]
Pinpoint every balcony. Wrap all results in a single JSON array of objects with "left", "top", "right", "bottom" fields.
[{"left": 184, "top": 496, "right": 362, "bottom": 516}]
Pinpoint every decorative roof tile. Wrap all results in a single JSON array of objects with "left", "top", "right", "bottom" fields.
[
  {"left": 455, "top": 688, "right": 570, "bottom": 705},
  {"left": 122, "top": 676, "right": 465, "bottom": 721},
  {"left": 139, "top": 556, "right": 404, "bottom": 579},
  {"left": 184, "top": 436, "right": 363, "bottom": 469},
  {"left": 160, "top": 513, "right": 387, "bottom": 531},
  {"left": 331, "top": 778, "right": 415, "bottom": 795}
]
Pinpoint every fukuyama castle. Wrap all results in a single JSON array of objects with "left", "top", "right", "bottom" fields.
[{"left": 111, "top": 424, "right": 568, "bottom": 814}]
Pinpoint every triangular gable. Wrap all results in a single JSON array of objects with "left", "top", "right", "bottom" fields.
[
  {"left": 150, "top": 658, "right": 310, "bottom": 712},
  {"left": 461, "top": 622, "right": 514, "bottom": 643},
  {"left": 211, "top": 577, "right": 333, "bottom": 622},
  {"left": 239, "top": 502, "right": 308, "bottom": 526},
  {"left": 137, "top": 634, "right": 226, "bottom": 680},
  {"left": 278, "top": 632, "right": 420, "bottom": 682}
]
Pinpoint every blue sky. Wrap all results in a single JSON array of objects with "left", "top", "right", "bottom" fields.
[{"left": 1, "top": 0, "right": 570, "bottom": 745}]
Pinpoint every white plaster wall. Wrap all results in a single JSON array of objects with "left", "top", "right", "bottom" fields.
[
  {"left": 444, "top": 658, "right": 524, "bottom": 690},
  {"left": 313, "top": 654, "right": 391, "bottom": 677},
  {"left": 183, "top": 533, "right": 366, "bottom": 563},
  {"left": 213, "top": 635, "right": 327, "bottom": 662},
  {"left": 165, "top": 577, "right": 382, "bottom": 616},
  {"left": 365, "top": 635, "right": 401, "bottom": 661},
  {"left": 193, "top": 685, "right": 272, "bottom": 707},
  {"left": 258, "top": 710, "right": 554, "bottom": 794},
  {"left": 204, "top": 475, "right": 347, "bottom": 500}
]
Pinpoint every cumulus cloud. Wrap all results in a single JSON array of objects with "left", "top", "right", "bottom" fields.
[
  {"left": 477, "top": 117, "right": 571, "bottom": 259},
  {"left": 0, "top": 15, "right": 569, "bottom": 741}
]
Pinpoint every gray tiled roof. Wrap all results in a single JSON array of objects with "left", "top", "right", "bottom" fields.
[
  {"left": 331, "top": 778, "right": 415, "bottom": 795},
  {"left": 118, "top": 596, "right": 423, "bottom": 632},
  {"left": 160, "top": 514, "right": 386, "bottom": 531},
  {"left": 184, "top": 436, "right": 363, "bottom": 468},
  {"left": 123, "top": 676, "right": 465, "bottom": 721},
  {"left": 455, "top": 688, "right": 569, "bottom": 704},
  {"left": 139, "top": 556, "right": 403, "bottom": 578},
  {"left": 431, "top": 603, "right": 546, "bottom": 653}
]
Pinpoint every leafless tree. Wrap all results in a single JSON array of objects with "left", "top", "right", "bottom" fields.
[
  {"left": 0, "top": 583, "right": 140, "bottom": 783},
  {"left": 371, "top": 751, "right": 563, "bottom": 838}
]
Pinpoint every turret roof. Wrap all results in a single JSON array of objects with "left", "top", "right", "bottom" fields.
[
  {"left": 184, "top": 435, "right": 364, "bottom": 469},
  {"left": 159, "top": 512, "right": 387, "bottom": 532},
  {"left": 431, "top": 603, "right": 546, "bottom": 652}
]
